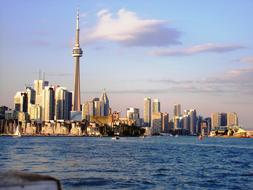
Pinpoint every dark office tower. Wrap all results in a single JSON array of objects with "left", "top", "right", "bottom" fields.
[
  {"left": 72, "top": 9, "right": 83, "bottom": 111},
  {"left": 220, "top": 113, "right": 227, "bottom": 126},
  {"left": 189, "top": 109, "right": 197, "bottom": 135}
]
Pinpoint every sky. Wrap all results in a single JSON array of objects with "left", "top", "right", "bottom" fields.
[{"left": 0, "top": 0, "right": 253, "bottom": 129}]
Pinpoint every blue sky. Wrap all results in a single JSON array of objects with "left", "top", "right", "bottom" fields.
[{"left": 0, "top": 0, "right": 253, "bottom": 128}]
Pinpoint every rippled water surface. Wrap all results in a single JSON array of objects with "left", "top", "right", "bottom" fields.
[{"left": 1, "top": 136, "right": 253, "bottom": 189}]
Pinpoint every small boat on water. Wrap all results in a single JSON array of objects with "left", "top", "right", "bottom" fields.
[
  {"left": 112, "top": 136, "right": 120, "bottom": 140},
  {"left": 13, "top": 125, "right": 21, "bottom": 138},
  {"left": 174, "top": 135, "right": 179, "bottom": 138},
  {"left": 139, "top": 135, "right": 145, "bottom": 139}
]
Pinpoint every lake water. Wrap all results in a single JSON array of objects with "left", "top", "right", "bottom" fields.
[{"left": 0, "top": 136, "right": 253, "bottom": 189}]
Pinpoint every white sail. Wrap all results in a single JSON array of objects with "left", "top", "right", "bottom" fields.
[{"left": 13, "top": 125, "right": 21, "bottom": 137}]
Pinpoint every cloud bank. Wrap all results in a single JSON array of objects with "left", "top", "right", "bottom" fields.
[
  {"left": 81, "top": 9, "right": 181, "bottom": 47},
  {"left": 152, "top": 43, "right": 244, "bottom": 56}
]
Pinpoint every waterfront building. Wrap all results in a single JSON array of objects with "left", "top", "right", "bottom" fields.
[
  {"left": 42, "top": 86, "right": 55, "bottom": 121},
  {"left": 201, "top": 120, "right": 208, "bottom": 136},
  {"left": 82, "top": 101, "right": 95, "bottom": 121},
  {"left": 189, "top": 109, "right": 197, "bottom": 135},
  {"left": 153, "top": 98, "right": 160, "bottom": 113},
  {"left": 55, "top": 87, "right": 72, "bottom": 120},
  {"left": 152, "top": 112, "right": 162, "bottom": 134},
  {"left": 34, "top": 80, "right": 49, "bottom": 106},
  {"left": 100, "top": 90, "right": 110, "bottom": 116},
  {"left": 211, "top": 112, "right": 221, "bottom": 129},
  {"left": 14, "top": 91, "right": 28, "bottom": 112},
  {"left": 126, "top": 108, "right": 140, "bottom": 120},
  {"left": 144, "top": 97, "right": 151, "bottom": 127},
  {"left": 227, "top": 112, "right": 238, "bottom": 126},
  {"left": 72, "top": 9, "right": 83, "bottom": 111},
  {"left": 196, "top": 116, "right": 203, "bottom": 134},
  {"left": 204, "top": 117, "right": 212, "bottom": 134},
  {"left": 29, "top": 104, "right": 42, "bottom": 121},
  {"left": 93, "top": 98, "right": 104, "bottom": 116},
  {"left": 26, "top": 87, "right": 36, "bottom": 117},
  {"left": 162, "top": 112, "right": 169, "bottom": 132},
  {"left": 174, "top": 104, "right": 181, "bottom": 117},
  {"left": 174, "top": 116, "right": 183, "bottom": 129},
  {"left": 182, "top": 113, "right": 190, "bottom": 131},
  {"left": 220, "top": 113, "right": 227, "bottom": 126}
]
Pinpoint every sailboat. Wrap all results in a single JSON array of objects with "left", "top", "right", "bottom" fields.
[{"left": 13, "top": 125, "right": 21, "bottom": 138}]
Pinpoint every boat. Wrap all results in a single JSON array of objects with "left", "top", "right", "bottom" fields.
[
  {"left": 174, "top": 135, "right": 178, "bottom": 138},
  {"left": 139, "top": 135, "right": 145, "bottom": 139},
  {"left": 13, "top": 125, "right": 21, "bottom": 138},
  {"left": 112, "top": 136, "right": 120, "bottom": 140}
]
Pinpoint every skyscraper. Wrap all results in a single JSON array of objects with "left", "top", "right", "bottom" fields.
[
  {"left": 153, "top": 98, "right": 160, "bottom": 113},
  {"left": 211, "top": 112, "right": 221, "bottom": 129},
  {"left": 162, "top": 112, "right": 169, "bottom": 132},
  {"left": 14, "top": 92, "right": 28, "bottom": 112},
  {"left": 144, "top": 97, "right": 151, "bottom": 126},
  {"left": 34, "top": 80, "right": 49, "bottom": 106},
  {"left": 189, "top": 109, "right": 197, "bottom": 135},
  {"left": 42, "top": 86, "right": 55, "bottom": 121},
  {"left": 100, "top": 90, "right": 110, "bottom": 116},
  {"left": 227, "top": 112, "right": 238, "bottom": 126},
  {"left": 55, "top": 87, "right": 72, "bottom": 120},
  {"left": 72, "top": 9, "right": 83, "bottom": 111},
  {"left": 126, "top": 108, "right": 140, "bottom": 120},
  {"left": 174, "top": 104, "right": 181, "bottom": 117}
]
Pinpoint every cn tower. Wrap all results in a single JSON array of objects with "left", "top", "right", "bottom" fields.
[{"left": 72, "top": 9, "right": 83, "bottom": 111}]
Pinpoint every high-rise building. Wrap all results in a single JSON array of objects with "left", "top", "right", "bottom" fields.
[
  {"left": 42, "top": 86, "right": 55, "bottom": 121},
  {"left": 55, "top": 87, "right": 72, "bottom": 120},
  {"left": 152, "top": 112, "right": 162, "bottom": 134},
  {"left": 29, "top": 104, "right": 42, "bottom": 121},
  {"left": 93, "top": 98, "right": 105, "bottom": 116},
  {"left": 26, "top": 87, "right": 36, "bottom": 115},
  {"left": 14, "top": 92, "right": 28, "bottom": 112},
  {"left": 227, "top": 112, "right": 238, "bottom": 126},
  {"left": 220, "top": 113, "right": 227, "bottom": 126},
  {"left": 211, "top": 112, "right": 221, "bottom": 129},
  {"left": 72, "top": 9, "right": 83, "bottom": 111},
  {"left": 174, "top": 104, "right": 181, "bottom": 117},
  {"left": 162, "top": 112, "right": 169, "bottom": 132},
  {"left": 34, "top": 80, "right": 49, "bottom": 106},
  {"left": 153, "top": 98, "right": 160, "bottom": 113},
  {"left": 174, "top": 116, "right": 183, "bottom": 129},
  {"left": 126, "top": 108, "right": 140, "bottom": 120},
  {"left": 183, "top": 114, "right": 190, "bottom": 131},
  {"left": 144, "top": 97, "right": 151, "bottom": 127},
  {"left": 100, "top": 90, "right": 110, "bottom": 116},
  {"left": 189, "top": 109, "right": 197, "bottom": 135}
]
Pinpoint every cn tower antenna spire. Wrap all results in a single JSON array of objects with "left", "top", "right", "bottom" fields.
[{"left": 72, "top": 8, "right": 83, "bottom": 111}]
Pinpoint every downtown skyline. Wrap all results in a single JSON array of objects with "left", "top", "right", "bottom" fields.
[{"left": 0, "top": 0, "right": 253, "bottom": 129}]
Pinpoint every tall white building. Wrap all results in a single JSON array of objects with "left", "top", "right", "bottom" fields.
[
  {"left": 14, "top": 91, "right": 28, "bottom": 112},
  {"left": 153, "top": 98, "right": 160, "bottom": 113},
  {"left": 227, "top": 112, "right": 238, "bottom": 126},
  {"left": 34, "top": 80, "right": 49, "bottom": 106},
  {"left": 126, "top": 108, "right": 140, "bottom": 120},
  {"left": 144, "top": 97, "right": 151, "bottom": 126}
]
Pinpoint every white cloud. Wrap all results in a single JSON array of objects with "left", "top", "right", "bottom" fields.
[
  {"left": 81, "top": 9, "right": 181, "bottom": 46},
  {"left": 152, "top": 43, "right": 245, "bottom": 56}
]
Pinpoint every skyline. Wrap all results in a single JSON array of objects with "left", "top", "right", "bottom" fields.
[{"left": 0, "top": 0, "right": 253, "bottom": 128}]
